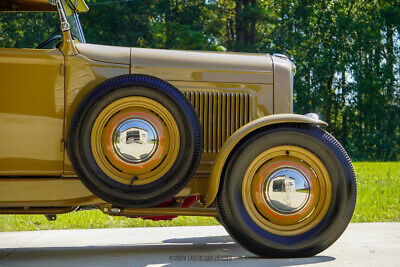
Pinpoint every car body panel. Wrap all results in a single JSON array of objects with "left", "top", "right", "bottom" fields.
[
  {"left": 272, "top": 56, "right": 294, "bottom": 114},
  {"left": 131, "top": 47, "right": 273, "bottom": 74},
  {"left": 0, "top": 175, "right": 209, "bottom": 208},
  {"left": 0, "top": 48, "right": 64, "bottom": 175},
  {"left": 0, "top": 178, "right": 100, "bottom": 207},
  {"left": 75, "top": 43, "right": 131, "bottom": 65},
  {"left": 62, "top": 53, "right": 130, "bottom": 175}
]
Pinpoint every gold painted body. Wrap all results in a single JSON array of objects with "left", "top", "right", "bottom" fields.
[
  {"left": 0, "top": 48, "right": 64, "bottom": 175},
  {"left": 0, "top": 1, "right": 326, "bottom": 216}
]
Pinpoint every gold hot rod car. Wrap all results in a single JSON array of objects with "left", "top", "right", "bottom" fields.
[{"left": 0, "top": 0, "right": 356, "bottom": 258}]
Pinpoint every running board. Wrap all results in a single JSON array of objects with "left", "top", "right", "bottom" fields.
[{"left": 100, "top": 205, "right": 218, "bottom": 217}]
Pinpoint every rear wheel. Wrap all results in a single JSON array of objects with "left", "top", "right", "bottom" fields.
[{"left": 217, "top": 124, "right": 356, "bottom": 258}]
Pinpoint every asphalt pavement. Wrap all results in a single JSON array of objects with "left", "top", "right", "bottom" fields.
[{"left": 0, "top": 223, "right": 398, "bottom": 266}]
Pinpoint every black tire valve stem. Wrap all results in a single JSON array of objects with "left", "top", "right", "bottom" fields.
[{"left": 130, "top": 176, "right": 138, "bottom": 186}]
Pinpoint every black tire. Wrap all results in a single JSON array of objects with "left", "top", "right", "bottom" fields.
[
  {"left": 216, "top": 124, "right": 357, "bottom": 258},
  {"left": 68, "top": 74, "right": 203, "bottom": 208}
]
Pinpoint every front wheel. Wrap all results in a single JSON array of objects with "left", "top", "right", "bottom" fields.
[{"left": 217, "top": 124, "right": 356, "bottom": 258}]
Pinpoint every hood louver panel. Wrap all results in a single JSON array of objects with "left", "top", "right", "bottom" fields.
[{"left": 183, "top": 90, "right": 252, "bottom": 153}]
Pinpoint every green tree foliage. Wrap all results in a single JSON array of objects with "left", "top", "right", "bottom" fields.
[
  {"left": 0, "top": 0, "right": 399, "bottom": 160},
  {"left": 0, "top": 12, "right": 58, "bottom": 48},
  {"left": 80, "top": 0, "right": 218, "bottom": 50},
  {"left": 262, "top": 0, "right": 400, "bottom": 161}
]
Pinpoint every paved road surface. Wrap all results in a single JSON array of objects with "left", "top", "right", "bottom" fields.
[{"left": 0, "top": 223, "right": 398, "bottom": 266}]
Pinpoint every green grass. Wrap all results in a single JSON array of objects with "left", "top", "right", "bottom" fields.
[
  {"left": 0, "top": 213, "right": 219, "bottom": 232},
  {"left": 352, "top": 162, "right": 400, "bottom": 222},
  {"left": 0, "top": 162, "right": 398, "bottom": 231}
]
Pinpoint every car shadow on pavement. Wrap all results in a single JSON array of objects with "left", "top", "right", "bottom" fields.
[{"left": 0, "top": 235, "right": 336, "bottom": 266}]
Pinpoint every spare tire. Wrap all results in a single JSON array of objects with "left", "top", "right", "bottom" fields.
[{"left": 68, "top": 74, "right": 203, "bottom": 208}]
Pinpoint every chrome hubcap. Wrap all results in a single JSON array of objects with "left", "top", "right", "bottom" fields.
[
  {"left": 264, "top": 167, "right": 311, "bottom": 214},
  {"left": 112, "top": 118, "right": 159, "bottom": 163}
]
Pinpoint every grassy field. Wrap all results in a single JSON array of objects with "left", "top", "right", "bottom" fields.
[
  {"left": 351, "top": 162, "right": 399, "bottom": 222},
  {"left": 0, "top": 162, "right": 398, "bottom": 232}
]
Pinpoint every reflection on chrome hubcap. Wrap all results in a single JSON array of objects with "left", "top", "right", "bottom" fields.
[
  {"left": 112, "top": 118, "right": 159, "bottom": 163},
  {"left": 264, "top": 168, "right": 311, "bottom": 214}
]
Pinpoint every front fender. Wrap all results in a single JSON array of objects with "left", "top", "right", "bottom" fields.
[{"left": 205, "top": 114, "right": 327, "bottom": 207}]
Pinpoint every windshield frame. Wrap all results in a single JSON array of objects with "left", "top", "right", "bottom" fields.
[
  {"left": 67, "top": 12, "right": 86, "bottom": 43},
  {"left": 55, "top": 0, "right": 86, "bottom": 43}
]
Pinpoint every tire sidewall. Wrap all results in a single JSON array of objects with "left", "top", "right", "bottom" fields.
[{"left": 219, "top": 125, "right": 356, "bottom": 256}]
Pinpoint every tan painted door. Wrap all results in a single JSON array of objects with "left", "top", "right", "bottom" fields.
[{"left": 0, "top": 48, "right": 64, "bottom": 176}]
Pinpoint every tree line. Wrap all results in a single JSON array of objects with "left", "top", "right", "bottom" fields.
[{"left": 1, "top": 0, "right": 399, "bottom": 161}]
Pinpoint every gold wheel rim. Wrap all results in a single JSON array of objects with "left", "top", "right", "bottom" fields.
[
  {"left": 242, "top": 145, "right": 332, "bottom": 236},
  {"left": 91, "top": 96, "right": 180, "bottom": 186}
]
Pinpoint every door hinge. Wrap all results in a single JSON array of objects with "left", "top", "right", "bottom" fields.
[
  {"left": 60, "top": 139, "right": 65, "bottom": 152},
  {"left": 60, "top": 64, "right": 64, "bottom": 76}
]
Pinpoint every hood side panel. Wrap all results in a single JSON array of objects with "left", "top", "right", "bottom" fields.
[
  {"left": 131, "top": 48, "right": 273, "bottom": 84},
  {"left": 75, "top": 43, "right": 130, "bottom": 65}
]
